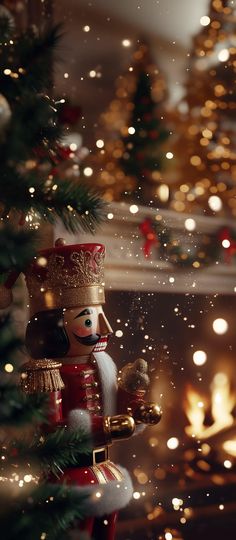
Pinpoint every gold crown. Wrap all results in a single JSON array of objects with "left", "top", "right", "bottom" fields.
[
  {"left": 25, "top": 242, "right": 106, "bottom": 313},
  {"left": 42, "top": 249, "right": 105, "bottom": 289}
]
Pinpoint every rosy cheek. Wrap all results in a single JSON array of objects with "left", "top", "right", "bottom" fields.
[{"left": 71, "top": 323, "right": 94, "bottom": 337}]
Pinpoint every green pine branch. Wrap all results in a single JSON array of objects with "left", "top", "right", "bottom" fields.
[
  {"left": 0, "top": 386, "right": 47, "bottom": 427},
  {"left": 10, "top": 428, "right": 92, "bottom": 477},
  {"left": 0, "top": 171, "right": 105, "bottom": 233},
  {"left": 0, "top": 483, "right": 89, "bottom": 540}
]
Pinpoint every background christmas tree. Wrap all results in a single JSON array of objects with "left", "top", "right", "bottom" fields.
[
  {"left": 0, "top": 6, "right": 104, "bottom": 539},
  {"left": 83, "top": 42, "right": 170, "bottom": 205},
  {"left": 167, "top": 0, "right": 236, "bottom": 216}
]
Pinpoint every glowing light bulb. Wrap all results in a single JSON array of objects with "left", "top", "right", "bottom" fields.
[
  {"left": 84, "top": 167, "right": 93, "bottom": 177},
  {"left": 128, "top": 126, "right": 135, "bottom": 135},
  {"left": 167, "top": 437, "right": 179, "bottom": 450},
  {"left": 200, "top": 15, "right": 210, "bottom": 26},
  {"left": 166, "top": 152, "right": 174, "bottom": 159},
  {"left": 185, "top": 218, "right": 196, "bottom": 231},
  {"left": 122, "top": 39, "right": 131, "bottom": 47},
  {"left": 115, "top": 330, "right": 123, "bottom": 338},
  {"left": 222, "top": 239, "right": 230, "bottom": 248},
  {"left": 193, "top": 350, "right": 207, "bottom": 366},
  {"left": 212, "top": 318, "right": 228, "bottom": 335},
  {"left": 208, "top": 195, "right": 222, "bottom": 212},
  {"left": 224, "top": 460, "right": 232, "bottom": 469},
  {"left": 218, "top": 49, "right": 230, "bottom": 62},
  {"left": 96, "top": 139, "right": 104, "bottom": 148},
  {"left": 129, "top": 204, "right": 139, "bottom": 214}
]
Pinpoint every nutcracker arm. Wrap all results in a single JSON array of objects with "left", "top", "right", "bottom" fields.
[
  {"left": 117, "top": 385, "right": 162, "bottom": 427},
  {"left": 68, "top": 409, "right": 135, "bottom": 447}
]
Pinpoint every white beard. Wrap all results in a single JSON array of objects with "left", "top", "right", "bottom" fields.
[{"left": 92, "top": 351, "right": 117, "bottom": 416}]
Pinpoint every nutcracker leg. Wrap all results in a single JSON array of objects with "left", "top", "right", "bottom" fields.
[{"left": 93, "top": 511, "right": 118, "bottom": 540}]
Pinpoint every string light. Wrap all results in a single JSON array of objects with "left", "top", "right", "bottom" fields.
[
  {"left": 84, "top": 167, "right": 93, "bottom": 177},
  {"left": 122, "top": 39, "right": 131, "bottom": 47},
  {"left": 193, "top": 350, "right": 207, "bottom": 366},
  {"left": 218, "top": 49, "right": 230, "bottom": 62},
  {"left": 200, "top": 15, "right": 211, "bottom": 26},
  {"left": 212, "top": 318, "right": 228, "bottom": 335},
  {"left": 129, "top": 204, "right": 139, "bottom": 214},
  {"left": 167, "top": 437, "right": 179, "bottom": 450},
  {"left": 184, "top": 218, "right": 196, "bottom": 231}
]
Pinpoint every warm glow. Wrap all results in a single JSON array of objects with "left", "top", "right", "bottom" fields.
[
  {"left": 212, "top": 318, "right": 228, "bottom": 335},
  {"left": 211, "top": 373, "right": 234, "bottom": 429},
  {"left": 185, "top": 373, "right": 235, "bottom": 440},
  {"left": 96, "top": 139, "right": 104, "bottom": 148},
  {"left": 200, "top": 15, "right": 210, "bottom": 26},
  {"left": 166, "top": 152, "right": 174, "bottom": 159},
  {"left": 185, "top": 387, "right": 205, "bottom": 437},
  {"left": 208, "top": 195, "right": 222, "bottom": 212},
  {"left": 167, "top": 437, "right": 179, "bottom": 450},
  {"left": 4, "top": 363, "right": 14, "bottom": 373},
  {"left": 122, "top": 39, "right": 131, "bottom": 47},
  {"left": 223, "top": 440, "right": 236, "bottom": 457},
  {"left": 84, "top": 167, "right": 93, "bottom": 177},
  {"left": 218, "top": 48, "right": 230, "bottom": 62},
  {"left": 193, "top": 350, "right": 207, "bottom": 366},
  {"left": 129, "top": 204, "right": 139, "bottom": 214},
  {"left": 128, "top": 126, "right": 135, "bottom": 135},
  {"left": 224, "top": 459, "right": 232, "bottom": 469},
  {"left": 185, "top": 218, "right": 196, "bottom": 232},
  {"left": 157, "top": 184, "right": 169, "bottom": 202},
  {"left": 222, "top": 239, "right": 230, "bottom": 248}
]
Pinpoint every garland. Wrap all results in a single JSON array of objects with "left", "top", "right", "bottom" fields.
[{"left": 139, "top": 218, "right": 236, "bottom": 268}]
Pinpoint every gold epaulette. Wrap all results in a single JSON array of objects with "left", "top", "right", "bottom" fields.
[{"left": 21, "top": 359, "right": 65, "bottom": 394}]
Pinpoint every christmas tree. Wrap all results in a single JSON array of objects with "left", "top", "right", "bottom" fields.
[
  {"left": 0, "top": 6, "right": 103, "bottom": 539},
  {"left": 84, "top": 42, "right": 169, "bottom": 205},
  {"left": 168, "top": 0, "right": 236, "bottom": 216}
]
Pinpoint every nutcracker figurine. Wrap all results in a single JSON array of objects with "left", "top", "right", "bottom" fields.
[{"left": 21, "top": 239, "right": 162, "bottom": 539}]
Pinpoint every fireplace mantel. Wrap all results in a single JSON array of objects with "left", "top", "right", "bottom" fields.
[{"left": 54, "top": 202, "right": 236, "bottom": 295}]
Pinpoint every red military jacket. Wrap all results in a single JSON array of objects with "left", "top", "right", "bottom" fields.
[{"left": 49, "top": 351, "right": 145, "bottom": 517}]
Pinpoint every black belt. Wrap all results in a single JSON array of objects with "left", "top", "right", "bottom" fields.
[{"left": 70, "top": 447, "right": 109, "bottom": 467}]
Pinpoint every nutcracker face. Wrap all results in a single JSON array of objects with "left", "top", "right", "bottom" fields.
[{"left": 63, "top": 305, "right": 113, "bottom": 357}]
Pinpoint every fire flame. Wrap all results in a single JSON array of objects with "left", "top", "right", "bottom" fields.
[{"left": 185, "top": 373, "right": 235, "bottom": 440}]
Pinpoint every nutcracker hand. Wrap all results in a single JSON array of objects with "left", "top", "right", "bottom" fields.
[
  {"left": 132, "top": 402, "right": 162, "bottom": 425},
  {"left": 120, "top": 358, "right": 150, "bottom": 393},
  {"left": 104, "top": 414, "right": 135, "bottom": 441}
]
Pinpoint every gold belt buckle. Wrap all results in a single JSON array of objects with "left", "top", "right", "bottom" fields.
[{"left": 93, "top": 446, "right": 108, "bottom": 465}]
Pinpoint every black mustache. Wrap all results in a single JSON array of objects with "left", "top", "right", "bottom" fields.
[{"left": 73, "top": 333, "right": 101, "bottom": 346}]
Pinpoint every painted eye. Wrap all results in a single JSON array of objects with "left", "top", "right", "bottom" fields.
[{"left": 85, "top": 319, "right": 92, "bottom": 327}]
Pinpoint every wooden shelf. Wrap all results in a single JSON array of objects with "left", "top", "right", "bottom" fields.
[{"left": 54, "top": 202, "right": 236, "bottom": 295}]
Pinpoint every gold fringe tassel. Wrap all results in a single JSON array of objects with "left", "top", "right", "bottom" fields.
[{"left": 21, "top": 359, "right": 65, "bottom": 394}]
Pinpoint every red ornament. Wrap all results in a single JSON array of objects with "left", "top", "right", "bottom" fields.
[{"left": 139, "top": 218, "right": 159, "bottom": 257}]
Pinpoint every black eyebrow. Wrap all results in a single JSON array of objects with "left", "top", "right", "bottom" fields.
[{"left": 74, "top": 308, "right": 93, "bottom": 319}]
